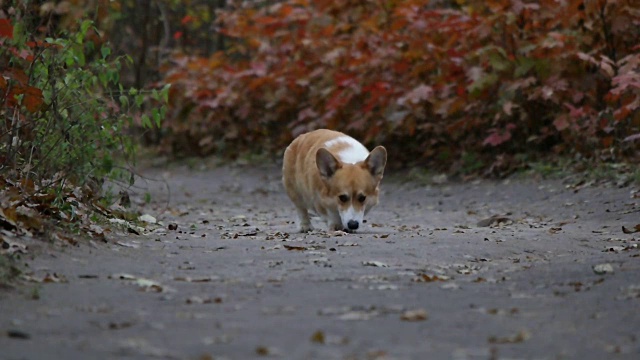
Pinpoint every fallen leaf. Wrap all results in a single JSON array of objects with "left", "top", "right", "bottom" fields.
[
  {"left": 52, "top": 232, "right": 79, "bottom": 245},
  {"left": 78, "top": 274, "right": 99, "bottom": 279},
  {"left": 88, "top": 224, "right": 106, "bottom": 240},
  {"left": 134, "top": 278, "right": 169, "bottom": 292},
  {"left": 284, "top": 244, "right": 307, "bottom": 251},
  {"left": 368, "top": 284, "right": 399, "bottom": 290},
  {"left": 186, "top": 296, "right": 222, "bottom": 304},
  {"left": 412, "top": 274, "right": 448, "bottom": 283},
  {"left": 138, "top": 214, "right": 157, "bottom": 224},
  {"left": 24, "top": 272, "right": 68, "bottom": 283},
  {"left": 110, "top": 273, "right": 137, "bottom": 280},
  {"left": 477, "top": 215, "right": 512, "bottom": 227},
  {"left": 622, "top": 224, "right": 640, "bottom": 234},
  {"left": 440, "top": 282, "right": 460, "bottom": 290},
  {"left": 256, "top": 346, "right": 278, "bottom": 356},
  {"left": 110, "top": 273, "right": 173, "bottom": 293},
  {"left": 593, "top": 263, "right": 614, "bottom": 275},
  {"left": 116, "top": 241, "right": 140, "bottom": 249},
  {"left": 6, "top": 330, "right": 30, "bottom": 339},
  {"left": 44, "top": 272, "right": 68, "bottom": 283},
  {"left": 616, "top": 284, "right": 640, "bottom": 300},
  {"left": 362, "top": 261, "right": 389, "bottom": 267},
  {"left": 108, "top": 321, "right": 134, "bottom": 330},
  {"left": 0, "top": 207, "right": 19, "bottom": 230},
  {"left": 400, "top": 309, "right": 428, "bottom": 321},
  {"left": 488, "top": 330, "right": 531, "bottom": 344},
  {"left": 310, "top": 330, "right": 325, "bottom": 344},
  {"left": 339, "top": 311, "right": 377, "bottom": 321},
  {"left": 0, "top": 239, "right": 27, "bottom": 255},
  {"left": 338, "top": 241, "right": 359, "bottom": 247},
  {"left": 604, "top": 245, "right": 627, "bottom": 252},
  {"left": 174, "top": 276, "right": 220, "bottom": 282}
]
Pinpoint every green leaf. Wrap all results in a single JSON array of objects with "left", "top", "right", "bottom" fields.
[
  {"left": 102, "top": 156, "right": 113, "bottom": 173},
  {"left": 101, "top": 46, "right": 111, "bottom": 59},
  {"left": 153, "top": 109, "right": 162, "bottom": 127},
  {"left": 135, "top": 94, "right": 144, "bottom": 107},
  {"left": 12, "top": 21, "right": 25, "bottom": 43},
  {"left": 468, "top": 73, "right": 499, "bottom": 97},
  {"left": 119, "top": 95, "right": 129, "bottom": 107},
  {"left": 161, "top": 84, "right": 171, "bottom": 103},
  {"left": 141, "top": 114, "right": 152, "bottom": 128},
  {"left": 80, "top": 20, "right": 92, "bottom": 37},
  {"left": 488, "top": 50, "right": 510, "bottom": 72},
  {"left": 514, "top": 57, "right": 536, "bottom": 78}
]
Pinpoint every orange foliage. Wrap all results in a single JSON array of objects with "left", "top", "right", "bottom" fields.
[{"left": 159, "top": 0, "right": 640, "bottom": 172}]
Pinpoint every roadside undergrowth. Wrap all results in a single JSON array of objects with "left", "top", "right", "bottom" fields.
[{"left": 0, "top": 6, "right": 168, "bottom": 287}]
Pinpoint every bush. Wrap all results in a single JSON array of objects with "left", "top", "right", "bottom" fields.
[
  {"left": 159, "top": 0, "right": 639, "bottom": 174},
  {"left": 0, "top": 5, "right": 169, "bottom": 244},
  {"left": 1, "top": 16, "right": 167, "bottom": 193}
]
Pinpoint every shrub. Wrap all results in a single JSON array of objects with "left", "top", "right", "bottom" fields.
[
  {"left": 1, "top": 16, "right": 168, "bottom": 194},
  {"left": 159, "top": 0, "right": 640, "bottom": 173}
]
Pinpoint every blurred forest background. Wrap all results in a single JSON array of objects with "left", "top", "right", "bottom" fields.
[{"left": 2, "top": 0, "right": 640, "bottom": 180}]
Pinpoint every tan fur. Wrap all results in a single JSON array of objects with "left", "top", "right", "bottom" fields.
[{"left": 282, "top": 129, "right": 387, "bottom": 232}]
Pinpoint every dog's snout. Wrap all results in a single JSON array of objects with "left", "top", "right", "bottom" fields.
[{"left": 347, "top": 220, "right": 359, "bottom": 230}]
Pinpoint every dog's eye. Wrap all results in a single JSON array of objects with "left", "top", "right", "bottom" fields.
[
  {"left": 358, "top": 194, "right": 366, "bottom": 203},
  {"left": 338, "top": 194, "right": 349, "bottom": 203}
]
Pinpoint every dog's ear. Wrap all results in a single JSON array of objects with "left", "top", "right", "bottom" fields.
[
  {"left": 364, "top": 146, "right": 387, "bottom": 180},
  {"left": 316, "top": 148, "right": 341, "bottom": 180}
]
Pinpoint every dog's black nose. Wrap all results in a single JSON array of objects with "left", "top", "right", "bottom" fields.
[{"left": 347, "top": 220, "right": 359, "bottom": 230}]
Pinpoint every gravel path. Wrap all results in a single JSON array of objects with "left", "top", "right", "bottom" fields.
[{"left": 1, "top": 163, "right": 639, "bottom": 359}]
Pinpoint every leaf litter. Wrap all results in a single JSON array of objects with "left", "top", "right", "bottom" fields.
[{"left": 0, "top": 172, "right": 167, "bottom": 263}]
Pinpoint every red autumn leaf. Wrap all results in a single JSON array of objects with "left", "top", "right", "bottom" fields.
[
  {"left": 601, "top": 136, "right": 614, "bottom": 148},
  {"left": 154, "top": 0, "right": 640, "bottom": 168},
  {"left": 611, "top": 72, "right": 640, "bottom": 95},
  {"left": 22, "top": 86, "right": 44, "bottom": 113},
  {"left": 397, "top": 84, "right": 434, "bottom": 106},
  {"left": 279, "top": 5, "right": 294, "bottom": 17},
  {"left": 483, "top": 124, "right": 516, "bottom": 147},
  {"left": 181, "top": 15, "right": 194, "bottom": 25},
  {"left": 5, "top": 68, "right": 29, "bottom": 85},
  {"left": 553, "top": 116, "right": 570, "bottom": 131},
  {"left": 173, "top": 31, "right": 183, "bottom": 40},
  {"left": 483, "top": 131, "right": 509, "bottom": 147},
  {"left": 0, "top": 19, "right": 12, "bottom": 39},
  {"left": 564, "top": 103, "right": 586, "bottom": 118}
]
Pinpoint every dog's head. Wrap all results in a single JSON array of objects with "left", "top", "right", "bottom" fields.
[{"left": 316, "top": 146, "right": 387, "bottom": 232}]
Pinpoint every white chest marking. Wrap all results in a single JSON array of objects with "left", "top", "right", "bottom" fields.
[{"left": 324, "top": 136, "right": 369, "bottom": 164}]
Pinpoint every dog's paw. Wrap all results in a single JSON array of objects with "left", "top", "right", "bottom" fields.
[{"left": 299, "top": 225, "right": 313, "bottom": 233}]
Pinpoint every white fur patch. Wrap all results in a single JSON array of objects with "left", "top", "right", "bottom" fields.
[
  {"left": 340, "top": 205, "right": 365, "bottom": 229},
  {"left": 324, "top": 136, "right": 369, "bottom": 164}
]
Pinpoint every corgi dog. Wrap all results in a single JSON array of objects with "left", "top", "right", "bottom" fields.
[{"left": 282, "top": 129, "right": 387, "bottom": 233}]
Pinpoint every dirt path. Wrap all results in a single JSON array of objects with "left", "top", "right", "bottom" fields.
[{"left": 1, "top": 162, "right": 640, "bottom": 359}]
